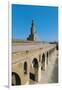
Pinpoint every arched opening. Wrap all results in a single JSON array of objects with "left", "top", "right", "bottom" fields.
[
  {"left": 41, "top": 53, "right": 45, "bottom": 70},
  {"left": 32, "top": 58, "right": 38, "bottom": 69},
  {"left": 30, "top": 58, "right": 38, "bottom": 81},
  {"left": 12, "top": 72, "right": 21, "bottom": 86},
  {"left": 47, "top": 52, "right": 48, "bottom": 64},
  {"left": 56, "top": 43, "right": 58, "bottom": 50},
  {"left": 24, "top": 62, "right": 27, "bottom": 74}
]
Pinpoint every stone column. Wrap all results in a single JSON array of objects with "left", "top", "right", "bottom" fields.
[
  {"left": 45, "top": 53, "right": 47, "bottom": 70},
  {"left": 26, "top": 62, "right": 30, "bottom": 85},
  {"left": 48, "top": 51, "right": 51, "bottom": 63},
  {"left": 35, "top": 69, "right": 38, "bottom": 82},
  {"left": 49, "top": 49, "right": 53, "bottom": 63},
  {"left": 38, "top": 61, "right": 41, "bottom": 82},
  {"left": 38, "top": 55, "right": 42, "bottom": 82},
  {"left": 12, "top": 74, "right": 16, "bottom": 85}
]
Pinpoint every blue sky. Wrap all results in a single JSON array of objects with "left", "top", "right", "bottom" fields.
[{"left": 12, "top": 4, "right": 58, "bottom": 42}]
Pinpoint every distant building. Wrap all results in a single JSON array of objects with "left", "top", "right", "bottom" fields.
[{"left": 27, "top": 20, "right": 37, "bottom": 41}]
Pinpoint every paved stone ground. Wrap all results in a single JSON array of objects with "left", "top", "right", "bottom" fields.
[
  {"left": 39, "top": 50, "right": 58, "bottom": 84},
  {"left": 12, "top": 43, "right": 51, "bottom": 52}
]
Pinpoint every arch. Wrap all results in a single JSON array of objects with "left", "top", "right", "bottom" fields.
[
  {"left": 12, "top": 72, "right": 21, "bottom": 86},
  {"left": 41, "top": 53, "right": 45, "bottom": 70},
  {"left": 24, "top": 62, "right": 27, "bottom": 74},
  {"left": 47, "top": 52, "right": 48, "bottom": 64},
  {"left": 32, "top": 58, "right": 38, "bottom": 69},
  {"left": 31, "top": 58, "right": 38, "bottom": 82},
  {"left": 42, "top": 53, "right": 45, "bottom": 63},
  {"left": 56, "top": 44, "right": 58, "bottom": 50}
]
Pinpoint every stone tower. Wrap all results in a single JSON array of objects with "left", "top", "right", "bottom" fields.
[{"left": 27, "top": 20, "right": 36, "bottom": 41}]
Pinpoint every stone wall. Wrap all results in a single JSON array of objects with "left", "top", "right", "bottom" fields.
[{"left": 12, "top": 44, "right": 56, "bottom": 85}]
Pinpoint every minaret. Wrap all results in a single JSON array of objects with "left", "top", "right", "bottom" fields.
[
  {"left": 31, "top": 20, "right": 35, "bottom": 35},
  {"left": 31, "top": 20, "right": 36, "bottom": 40},
  {"left": 27, "top": 19, "right": 36, "bottom": 41}
]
